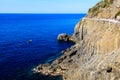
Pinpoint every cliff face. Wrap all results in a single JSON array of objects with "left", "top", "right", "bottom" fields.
[
  {"left": 34, "top": 0, "right": 120, "bottom": 80},
  {"left": 87, "top": 0, "right": 120, "bottom": 19}
]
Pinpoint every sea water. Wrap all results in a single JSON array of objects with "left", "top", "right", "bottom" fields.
[{"left": 0, "top": 14, "right": 85, "bottom": 80}]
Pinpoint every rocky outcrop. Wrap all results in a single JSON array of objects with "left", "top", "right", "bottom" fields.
[
  {"left": 57, "top": 33, "right": 73, "bottom": 42},
  {"left": 34, "top": 0, "right": 120, "bottom": 80}
]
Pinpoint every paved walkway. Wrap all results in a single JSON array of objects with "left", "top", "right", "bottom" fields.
[{"left": 83, "top": 18, "right": 120, "bottom": 24}]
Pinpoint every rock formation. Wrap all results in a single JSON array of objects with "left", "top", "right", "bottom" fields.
[
  {"left": 57, "top": 33, "right": 73, "bottom": 42},
  {"left": 34, "top": 0, "right": 120, "bottom": 80}
]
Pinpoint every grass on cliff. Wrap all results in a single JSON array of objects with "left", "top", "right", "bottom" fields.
[
  {"left": 108, "top": 0, "right": 113, "bottom": 4},
  {"left": 88, "top": 0, "right": 113, "bottom": 16}
]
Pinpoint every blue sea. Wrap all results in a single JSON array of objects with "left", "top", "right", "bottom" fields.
[{"left": 0, "top": 14, "right": 85, "bottom": 80}]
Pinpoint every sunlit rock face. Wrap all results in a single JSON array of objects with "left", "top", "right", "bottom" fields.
[
  {"left": 88, "top": 0, "right": 120, "bottom": 19},
  {"left": 34, "top": 0, "right": 120, "bottom": 80}
]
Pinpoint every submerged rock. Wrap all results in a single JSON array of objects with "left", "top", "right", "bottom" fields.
[{"left": 27, "top": 39, "right": 32, "bottom": 43}]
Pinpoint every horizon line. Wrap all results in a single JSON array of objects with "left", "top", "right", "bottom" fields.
[{"left": 0, "top": 13, "right": 87, "bottom": 14}]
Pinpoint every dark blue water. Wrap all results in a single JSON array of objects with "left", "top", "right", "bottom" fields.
[{"left": 0, "top": 14, "right": 85, "bottom": 80}]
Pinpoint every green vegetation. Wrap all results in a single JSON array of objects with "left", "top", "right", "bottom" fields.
[
  {"left": 115, "top": 11, "right": 120, "bottom": 18},
  {"left": 88, "top": 0, "right": 114, "bottom": 16},
  {"left": 88, "top": 1, "right": 106, "bottom": 16},
  {"left": 105, "top": 0, "right": 114, "bottom": 4},
  {"left": 109, "top": 0, "right": 114, "bottom": 4}
]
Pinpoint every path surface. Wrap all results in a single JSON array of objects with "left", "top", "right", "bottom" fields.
[{"left": 83, "top": 18, "right": 120, "bottom": 24}]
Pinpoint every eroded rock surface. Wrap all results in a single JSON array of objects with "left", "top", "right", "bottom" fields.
[
  {"left": 57, "top": 33, "right": 75, "bottom": 42},
  {"left": 57, "top": 33, "right": 71, "bottom": 42},
  {"left": 34, "top": 0, "right": 120, "bottom": 80}
]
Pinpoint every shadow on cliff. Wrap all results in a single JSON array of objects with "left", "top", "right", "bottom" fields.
[{"left": 31, "top": 73, "right": 63, "bottom": 80}]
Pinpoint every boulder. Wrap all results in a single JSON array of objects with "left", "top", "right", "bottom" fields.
[
  {"left": 117, "top": 15, "right": 120, "bottom": 21},
  {"left": 57, "top": 33, "right": 71, "bottom": 41}
]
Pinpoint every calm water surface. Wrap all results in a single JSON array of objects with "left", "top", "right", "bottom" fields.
[{"left": 0, "top": 14, "right": 86, "bottom": 80}]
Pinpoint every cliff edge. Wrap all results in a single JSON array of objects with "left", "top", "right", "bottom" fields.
[{"left": 34, "top": 0, "right": 120, "bottom": 80}]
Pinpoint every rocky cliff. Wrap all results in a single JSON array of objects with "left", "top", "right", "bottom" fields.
[{"left": 34, "top": 0, "right": 120, "bottom": 80}]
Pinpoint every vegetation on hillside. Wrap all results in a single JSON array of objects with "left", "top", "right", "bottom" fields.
[{"left": 88, "top": 0, "right": 114, "bottom": 16}]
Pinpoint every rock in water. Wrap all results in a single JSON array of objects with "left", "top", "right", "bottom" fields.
[
  {"left": 57, "top": 33, "right": 71, "bottom": 41},
  {"left": 28, "top": 39, "right": 32, "bottom": 43},
  {"left": 34, "top": 0, "right": 120, "bottom": 80}
]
